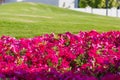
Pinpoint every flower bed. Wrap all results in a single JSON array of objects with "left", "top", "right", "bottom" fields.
[{"left": 0, "top": 30, "right": 120, "bottom": 80}]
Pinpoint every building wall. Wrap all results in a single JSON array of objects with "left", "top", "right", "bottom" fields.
[
  {"left": 4, "top": 0, "right": 22, "bottom": 3},
  {"left": 24, "top": 0, "right": 59, "bottom": 6},
  {"left": 3, "top": 0, "right": 77, "bottom": 8},
  {"left": 4, "top": 0, "right": 16, "bottom": 3},
  {"left": 74, "top": 0, "right": 78, "bottom": 8},
  {"left": 59, "top": 0, "right": 77, "bottom": 8}
]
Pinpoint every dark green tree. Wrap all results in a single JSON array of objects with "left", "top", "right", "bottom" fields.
[
  {"left": 79, "top": 0, "right": 117, "bottom": 8},
  {"left": 79, "top": 0, "right": 88, "bottom": 8},
  {"left": 79, "top": 0, "right": 102, "bottom": 8}
]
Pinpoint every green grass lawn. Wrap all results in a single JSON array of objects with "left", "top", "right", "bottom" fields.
[{"left": 0, "top": 2, "right": 120, "bottom": 38}]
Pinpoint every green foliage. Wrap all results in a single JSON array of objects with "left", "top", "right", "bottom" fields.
[
  {"left": 79, "top": 0, "right": 87, "bottom": 8},
  {"left": 116, "top": 0, "right": 120, "bottom": 8},
  {"left": 79, "top": 0, "right": 118, "bottom": 8},
  {"left": 110, "top": 0, "right": 118, "bottom": 8},
  {"left": 79, "top": 0, "right": 103, "bottom": 8},
  {"left": 99, "top": 0, "right": 106, "bottom": 8}
]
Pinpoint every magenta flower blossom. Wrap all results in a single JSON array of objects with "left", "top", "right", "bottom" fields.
[{"left": 0, "top": 31, "right": 120, "bottom": 79}]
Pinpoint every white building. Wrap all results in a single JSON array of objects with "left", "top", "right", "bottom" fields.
[{"left": 1, "top": 0, "right": 78, "bottom": 8}]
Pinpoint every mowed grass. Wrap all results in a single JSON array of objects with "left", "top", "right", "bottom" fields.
[{"left": 0, "top": 2, "right": 120, "bottom": 38}]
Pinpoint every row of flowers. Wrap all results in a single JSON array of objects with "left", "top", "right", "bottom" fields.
[{"left": 0, "top": 30, "right": 120, "bottom": 80}]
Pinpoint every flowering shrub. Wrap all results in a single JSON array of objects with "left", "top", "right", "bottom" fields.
[{"left": 0, "top": 30, "right": 120, "bottom": 80}]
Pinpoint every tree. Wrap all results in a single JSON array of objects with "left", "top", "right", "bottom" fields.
[
  {"left": 91, "top": 0, "right": 103, "bottom": 8},
  {"left": 106, "top": 0, "right": 117, "bottom": 8},
  {"left": 79, "top": 0, "right": 102, "bottom": 8},
  {"left": 116, "top": 0, "right": 120, "bottom": 8},
  {"left": 79, "top": 0, "right": 87, "bottom": 8},
  {"left": 79, "top": 0, "right": 118, "bottom": 8}
]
